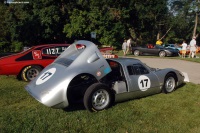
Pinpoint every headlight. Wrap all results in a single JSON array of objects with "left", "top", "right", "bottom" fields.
[{"left": 178, "top": 71, "right": 185, "bottom": 77}]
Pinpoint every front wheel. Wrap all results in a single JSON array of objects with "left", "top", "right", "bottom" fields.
[
  {"left": 84, "top": 83, "right": 114, "bottom": 112},
  {"left": 21, "top": 65, "right": 42, "bottom": 82},
  {"left": 162, "top": 73, "right": 176, "bottom": 93},
  {"left": 159, "top": 51, "right": 166, "bottom": 57},
  {"left": 134, "top": 50, "right": 140, "bottom": 56}
]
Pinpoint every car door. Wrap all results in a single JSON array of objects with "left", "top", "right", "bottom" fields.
[
  {"left": 136, "top": 46, "right": 149, "bottom": 54},
  {"left": 145, "top": 46, "right": 159, "bottom": 55},
  {"left": 126, "top": 63, "right": 160, "bottom": 95}
]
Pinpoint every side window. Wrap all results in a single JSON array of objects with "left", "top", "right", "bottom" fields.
[
  {"left": 133, "top": 65, "right": 141, "bottom": 75},
  {"left": 137, "top": 64, "right": 149, "bottom": 74},
  {"left": 56, "top": 46, "right": 68, "bottom": 55},
  {"left": 127, "top": 66, "right": 135, "bottom": 75},
  {"left": 127, "top": 64, "right": 149, "bottom": 75},
  {"left": 42, "top": 47, "right": 57, "bottom": 56},
  {"left": 42, "top": 46, "right": 68, "bottom": 56}
]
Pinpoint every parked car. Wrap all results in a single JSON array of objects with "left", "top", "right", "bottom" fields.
[
  {"left": 0, "top": 43, "right": 115, "bottom": 82},
  {"left": 162, "top": 44, "right": 182, "bottom": 51},
  {"left": 132, "top": 45, "right": 179, "bottom": 57},
  {"left": 25, "top": 40, "right": 185, "bottom": 112},
  {"left": 0, "top": 44, "right": 70, "bottom": 81}
]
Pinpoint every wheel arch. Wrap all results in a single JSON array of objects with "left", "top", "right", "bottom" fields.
[
  {"left": 162, "top": 71, "right": 178, "bottom": 93},
  {"left": 133, "top": 49, "right": 140, "bottom": 56},
  {"left": 158, "top": 50, "right": 166, "bottom": 57},
  {"left": 67, "top": 73, "right": 98, "bottom": 105},
  {"left": 165, "top": 72, "right": 178, "bottom": 82},
  {"left": 17, "top": 64, "right": 44, "bottom": 80}
]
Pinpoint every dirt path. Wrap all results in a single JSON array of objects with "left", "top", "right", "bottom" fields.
[{"left": 133, "top": 57, "right": 200, "bottom": 84}]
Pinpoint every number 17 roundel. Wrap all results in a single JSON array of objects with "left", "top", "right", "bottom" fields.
[
  {"left": 138, "top": 75, "right": 151, "bottom": 91},
  {"left": 36, "top": 68, "right": 56, "bottom": 85}
]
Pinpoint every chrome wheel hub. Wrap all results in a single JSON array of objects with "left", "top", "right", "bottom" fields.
[
  {"left": 165, "top": 77, "right": 175, "bottom": 92},
  {"left": 92, "top": 89, "right": 109, "bottom": 110}
]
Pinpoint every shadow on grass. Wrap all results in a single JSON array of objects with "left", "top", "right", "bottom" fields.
[
  {"left": 175, "top": 82, "right": 187, "bottom": 91},
  {"left": 63, "top": 103, "right": 86, "bottom": 112}
]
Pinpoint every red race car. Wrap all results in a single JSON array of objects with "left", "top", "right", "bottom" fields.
[
  {"left": 0, "top": 43, "right": 116, "bottom": 81},
  {"left": 0, "top": 44, "right": 70, "bottom": 81}
]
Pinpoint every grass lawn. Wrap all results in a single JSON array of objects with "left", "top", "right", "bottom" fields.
[{"left": 1, "top": 75, "right": 200, "bottom": 133}]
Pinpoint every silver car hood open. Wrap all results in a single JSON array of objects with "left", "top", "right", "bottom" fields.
[{"left": 25, "top": 40, "right": 112, "bottom": 105}]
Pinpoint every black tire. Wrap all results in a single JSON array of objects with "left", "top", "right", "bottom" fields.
[
  {"left": 83, "top": 83, "right": 114, "bottom": 112},
  {"left": 21, "top": 65, "right": 42, "bottom": 82},
  {"left": 162, "top": 73, "right": 176, "bottom": 94},
  {"left": 134, "top": 50, "right": 140, "bottom": 56},
  {"left": 159, "top": 51, "right": 166, "bottom": 57},
  {"left": 16, "top": 74, "right": 22, "bottom": 81}
]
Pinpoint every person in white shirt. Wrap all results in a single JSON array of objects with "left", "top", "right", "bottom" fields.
[
  {"left": 122, "top": 39, "right": 127, "bottom": 56},
  {"left": 188, "top": 37, "right": 197, "bottom": 58},
  {"left": 181, "top": 40, "right": 187, "bottom": 58},
  {"left": 126, "top": 38, "right": 132, "bottom": 54}
]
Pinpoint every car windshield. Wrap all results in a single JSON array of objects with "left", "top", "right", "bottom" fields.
[
  {"left": 142, "top": 62, "right": 158, "bottom": 71},
  {"left": 54, "top": 43, "right": 86, "bottom": 67},
  {"left": 155, "top": 45, "right": 164, "bottom": 49},
  {"left": 12, "top": 46, "right": 34, "bottom": 55}
]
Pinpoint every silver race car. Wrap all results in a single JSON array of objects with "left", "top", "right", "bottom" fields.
[{"left": 25, "top": 40, "right": 185, "bottom": 112}]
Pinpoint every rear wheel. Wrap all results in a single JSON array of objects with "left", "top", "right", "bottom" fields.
[
  {"left": 159, "top": 51, "right": 166, "bottom": 57},
  {"left": 162, "top": 73, "right": 176, "bottom": 93},
  {"left": 84, "top": 83, "right": 114, "bottom": 112},
  {"left": 134, "top": 50, "right": 140, "bottom": 56},
  {"left": 16, "top": 74, "right": 22, "bottom": 80},
  {"left": 21, "top": 65, "right": 42, "bottom": 82}
]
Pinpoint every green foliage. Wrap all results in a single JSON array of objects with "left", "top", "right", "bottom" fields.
[
  {"left": 63, "top": 0, "right": 170, "bottom": 46},
  {"left": 0, "top": 0, "right": 199, "bottom": 52},
  {"left": 167, "top": 0, "right": 200, "bottom": 43},
  {"left": 63, "top": 3, "right": 128, "bottom": 47},
  {"left": 11, "top": 41, "right": 23, "bottom": 52},
  {"left": 0, "top": 41, "right": 10, "bottom": 52}
]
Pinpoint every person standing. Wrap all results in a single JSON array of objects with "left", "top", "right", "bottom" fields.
[
  {"left": 122, "top": 39, "right": 127, "bottom": 56},
  {"left": 156, "top": 39, "right": 163, "bottom": 45},
  {"left": 181, "top": 40, "right": 187, "bottom": 58},
  {"left": 188, "top": 37, "right": 197, "bottom": 58},
  {"left": 126, "top": 38, "right": 132, "bottom": 54}
]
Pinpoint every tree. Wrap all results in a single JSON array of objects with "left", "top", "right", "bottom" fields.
[
  {"left": 133, "top": 0, "right": 168, "bottom": 44},
  {"left": 63, "top": 0, "right": 169, "bottom": 47},
  {"left": 1, "top": 0, "right": 197, "bottom": 51},
  {"left": 0, "top": 4, "right": 10, "bottom": 52},
  {"left": 63, "top": 0, "right": 130, "bottom": 47},
  {"left": 168, "top": 0, "right": 200, "bottom": 43},
  {"left": 192, "top": 0, "right": 199, "bottom": 38},
  {"left": 0, "top": 0, "right": 68, "bottom": 51}
]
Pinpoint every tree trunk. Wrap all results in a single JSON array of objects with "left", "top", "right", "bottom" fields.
[
  {"left": 193, "top": 12, "right": 198, "bottom": 38},
  {"left": 157, "top": 32, "right": 160, "bottom": 40}
]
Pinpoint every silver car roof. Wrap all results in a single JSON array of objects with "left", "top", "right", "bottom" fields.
[{"left": 107, "top": 58, "right": 142, "bottom": 65}]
